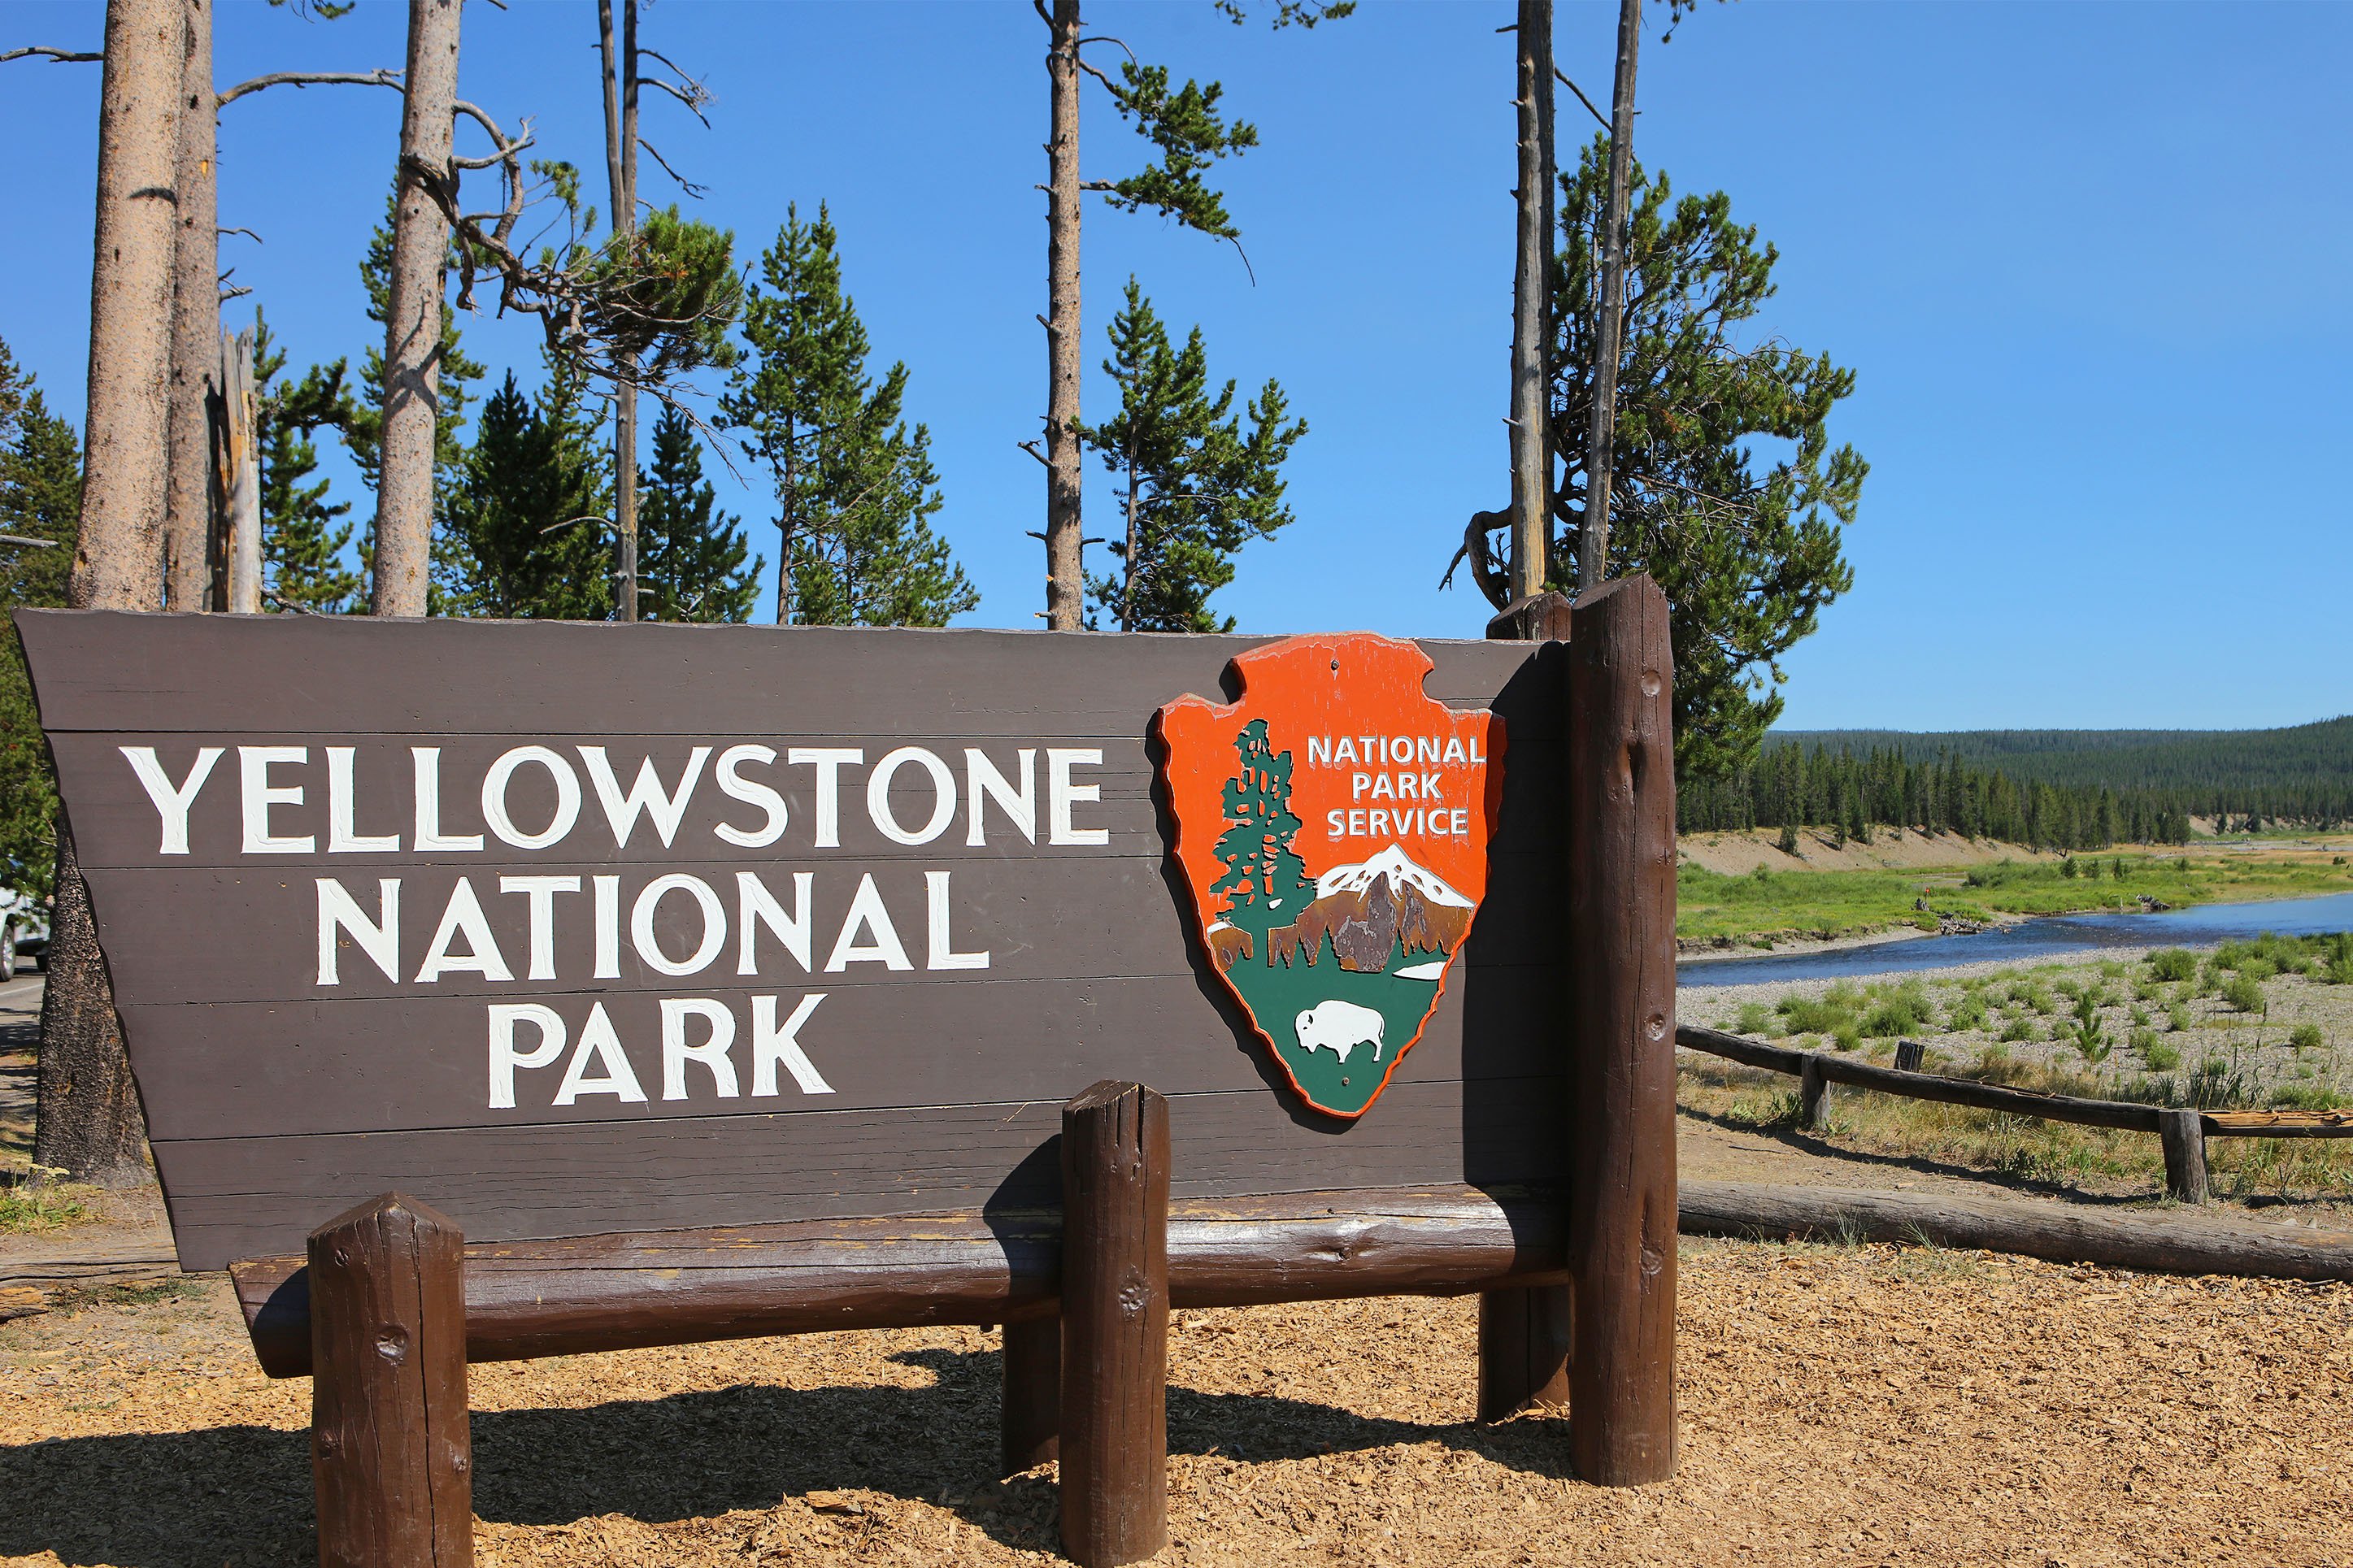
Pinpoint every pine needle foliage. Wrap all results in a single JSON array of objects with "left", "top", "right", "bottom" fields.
[
  {"left": 247, "top": 312, "right": 363, "bottom": 614},
  {"left": 433, "top": 364, "right": 613, "bottom": 619},
  {"left": 0, "top": 339, "right": 78, "bottom": 894},
  {"left": 1542, "top": 141, "right": 1867, "bottom": 778},
  {"left": 721, "top": 206, "right": 976, "bottom": 628},
  {"left": 1079, "top": 280, "right": 1305, "bottom": 632},
  {"left": 638, "top": 405, "right": 762, "bottom": 623}
]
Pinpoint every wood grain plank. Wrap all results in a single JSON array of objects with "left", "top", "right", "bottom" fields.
[{"left": 155, "top": 1075, "right": 1567, "bottom": 1269}]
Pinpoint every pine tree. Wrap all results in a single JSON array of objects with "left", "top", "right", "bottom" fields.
[
  {"left": 721, "top": 206, "right": 976, "bottom": 627},
  {"left": 638, "top": 405, "right": 762, "bottom": 623},
  {"left": 1080, "top": 280, "right": 1306, "bottom": 632},
  {"left": 0, "top": 341, "right": 81, "bottom": 895},
  {"left": 435, "top": 365, "right": 613, "bottom": 619},
  {"left": 246, "top": 313, "right": 364, "bottom": 614},
  {"left": 1209, "top": 719, "right": 1316, "bottom": 957}
]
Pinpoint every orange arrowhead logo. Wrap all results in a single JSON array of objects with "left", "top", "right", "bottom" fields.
[{"left": 1156, "top": 634, "right": 1506, "bottom": 1118}]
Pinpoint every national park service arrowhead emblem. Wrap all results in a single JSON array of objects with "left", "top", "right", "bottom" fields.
[{"left": 1156, "top": 634, "right": 1505, "bottom": 1119}]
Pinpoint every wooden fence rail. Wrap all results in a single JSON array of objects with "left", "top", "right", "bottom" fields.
[{"left": 1676, "top": 1023, "right": 2353, "bottom": 1203}]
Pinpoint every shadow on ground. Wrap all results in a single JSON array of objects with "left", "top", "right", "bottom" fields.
[{"left": 0, "top": 1344, "right": 1572, "bottom": 1566}]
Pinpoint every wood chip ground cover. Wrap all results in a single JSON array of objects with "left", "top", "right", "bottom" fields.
[{"left": 6, "top": 1243, "right": 2352, "bottom": 1566}]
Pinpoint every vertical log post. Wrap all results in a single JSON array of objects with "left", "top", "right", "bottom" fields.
[
  {"left": 1478, "top": 589, "right": 1575, "bottom": 1420},
  {"left": 1059, "top": 1081, "right": 1168, "bottom": 1567},
  {"left": 1566, "top": 574, "right": 1678, "bottom": 1485},
  {"left": 310, "top": 1194, "right": 472, "bottom": 1568},
  {"left": 1001, "top": 1314, "right": 1061, "bottom": 1475},
  {"left": 1798, "top": 1054, "right": 1830, "bottom": 1132},
  {"left": 2159, "top": 1109, "right": 2211, "bottom": 1205}
]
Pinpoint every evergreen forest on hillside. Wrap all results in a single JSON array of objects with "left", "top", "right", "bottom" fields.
[{"left": 1681, "top": 719, "right": 2353, "bottom": 848}]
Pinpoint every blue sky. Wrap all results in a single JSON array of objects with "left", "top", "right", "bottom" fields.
[{"left": 3, "top": 1, "right": 2346, "bottom": 731}]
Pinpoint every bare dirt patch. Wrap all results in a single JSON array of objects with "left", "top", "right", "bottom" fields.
[{"left": 5, "top": 1246, "right": 2351, "bottom": 1567}]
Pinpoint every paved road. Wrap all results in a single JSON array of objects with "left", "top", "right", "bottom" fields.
[{"left": 0, "top": 973, "right": 40, "bottom": 1166}]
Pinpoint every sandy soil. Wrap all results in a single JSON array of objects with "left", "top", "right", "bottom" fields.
[
  {"left": 1677, "top": 827, "right": 2064, "bottom": 875},
  {"left": 5, "top": 1247, "right": 2351, "bottom": 1568}
]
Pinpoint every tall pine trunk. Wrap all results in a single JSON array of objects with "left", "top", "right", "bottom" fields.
[
  {"left": 1577, "top": 0, "right": 1641, "bottom": 590},
  {"left": 163, "top": 0, "right": 219, "bottom": 611},
  {"left": 1042, "top": 0, "right": 1084, "bottom": 631},
  {"left": 1508, "top": 0, "right": 1555, "bottom": 602},
  {"left": 36, "top": 0, "right": 184, "bottom": 1185},
  {"left": 600, "top": 0, "right": 641, "bottom": 623},
  {"left": 369, "top": 0, "right": 462, "bottom": 618}
]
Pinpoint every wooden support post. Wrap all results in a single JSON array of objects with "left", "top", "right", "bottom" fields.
[
  {"left": 1001, "top": 1314, "right": 1061, "bottom": 1475},
  {"left": 1477, "top": 1283, "right": 1572, "bottom": 1420},
  {"left": 1798, "top": 1054, "right": 1830, "bottom": 1132},
  {"left": 309, "top": 1193, "right": 472, "bottom": 1568},
  {"left": 1566, "top": 574, "right": 1678, "bottom": 1486},
  {"left": 2160, "top": 1109, "right": 2211, "bottom": 1205},
  {"left": 1059, "top": 1081, "right": 1169, "bottom": 1568},
  {"left": 1477, "top": 588, "right": 1576, "bottom": 1421}
]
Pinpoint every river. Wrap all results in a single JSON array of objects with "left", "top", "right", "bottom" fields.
[{"left": 1677, "top": 889, "right": 2353, "bottom": 988}]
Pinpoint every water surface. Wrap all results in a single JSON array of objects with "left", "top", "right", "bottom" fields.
[{"left": 1678, "top": 890, "right": 2353, "bottom": 988}]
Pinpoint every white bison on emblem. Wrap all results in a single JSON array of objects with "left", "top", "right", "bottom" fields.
[{"left": 1293, "top": 999, "right": 1386, "bottom": 1065}]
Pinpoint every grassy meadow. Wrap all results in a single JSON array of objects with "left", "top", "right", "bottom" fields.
[
  {"left": 1677, "top": 842, "right": 2353, "bottom": 949},
  {"left": 1680, "top": 932, "right": 2353, "bottom": 1201}
]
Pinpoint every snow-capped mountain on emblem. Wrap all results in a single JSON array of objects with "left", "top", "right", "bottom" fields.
[{"left": 1155, "top": 634, "right": 1505, "bottom": 1120}]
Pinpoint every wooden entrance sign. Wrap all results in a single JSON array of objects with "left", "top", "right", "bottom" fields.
[{"left": 17, "top": 578, "right": 1678, "bottom": 1557}]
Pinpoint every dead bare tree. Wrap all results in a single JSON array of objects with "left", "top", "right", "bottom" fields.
[
  {"left": 370, "top": 0, "right": 461, "bottom": 618},
  {"left": 1577, "top": 0, "right": 1642, "bottom": 591},
  {"left": 163, "top": 0, "right": 218, "bottom": 610},
  {"left": 598, "top": 0, "right": 640, "bottom": 620},
  {"left": 34, "top": 0, "right": 184, "bottom": 1186},
  {"left": 1507, "top": 0, "right": 1555, "bottom": 604}
]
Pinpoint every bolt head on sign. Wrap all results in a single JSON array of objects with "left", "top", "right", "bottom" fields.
[{"left": 1156, "top": 633, "right": 1504, "bottom": 1119}]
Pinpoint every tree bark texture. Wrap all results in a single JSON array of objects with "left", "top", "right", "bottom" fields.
[
  {"left": 1058, "top": 1080, "right": 1168, "bottom": 1567},
  {"left": 74, "top": 0, "right": 181, "bottom": 613},
  {"left": 1566, "top": 573, "right": 1677, "bottom": 1485},
  {"left": 39, "top": 0, "right": 183, "bottom": 1186},
  {"left": 1000, "top": 1314, "right": 1061, "bottom": 1475},
  {"left": 368, "top": 0, "right": 461, "bottom": 619},
  {"left": 1042, "top": 0, "right": 1085, "bottom": 632},
  {"left": 33, "top": 819, "right": 151, "bottom": 1185},
  {"left": 600, "top": 0, "right": 640, "bottom": 623},
  {"left": 309, "top": 1194, "right": 472, "bottom": 1568},
  {"left": 220, "top": 324, "right": 260, "bottom": 613},
  {"left": 1509, "top": 0, "right": 1555, "bottom": 602},
  {"left": 2160, "top": 1108, "right": 2211, "bottom": 1205},
  {"left": 163, "top": 0, "right": 218, "bottom": 611},
  {"left": 1574, "top": 0, "right": 1641, "bottom": 591}
]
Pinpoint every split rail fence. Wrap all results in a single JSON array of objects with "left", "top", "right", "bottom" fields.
[{"left": 1677, "top": 1023, "right": 2353, "bottom": 1205}]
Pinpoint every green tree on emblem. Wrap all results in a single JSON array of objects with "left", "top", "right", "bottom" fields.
[{"left": 1209, "top": 719, "right": 1316, "bottom": 958}]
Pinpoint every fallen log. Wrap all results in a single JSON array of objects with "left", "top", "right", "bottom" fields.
[{"left": 1679, "top": 1179, "right": 2353, "bottom": 1283}]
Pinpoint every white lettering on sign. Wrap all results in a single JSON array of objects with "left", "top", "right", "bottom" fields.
[
  {"left": 116, "top": 737, "right": 1112, "bottom": 1110},
  {"left": 121, "top": 745, "right": 224, "bottom": 855}
]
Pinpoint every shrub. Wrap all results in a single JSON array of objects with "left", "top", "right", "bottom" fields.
[
  {"left": 2268, "top": 1084, "right": 2350, "bottom": 1110},
  {"left": 2290, "top": 1023, "right": 2325, "bottom": 1052},
  {"left": 1830, "top": 1023, "right": 1862, "bottom": 1053},
  {"left": 2130, "top": 1006, "right": 2150, "bottom": 1027},
  {"left": 1734, "top": 1001, "right": 1774, "bottom": 1036},
  {"left": 2142, "top": 1038, "right": 2181, "bottom": 1071},
  {"left": 2223, "top": 975, "right": 2266, "bottom": 1014},
  {"left": 1944, "top": 992, "right": 1990, "bottom": 1032},
  {"left": 1777, "top": 996, "right": 1846, "bottom": 1035},
  {"left": 1777, "top": 823, "right": 1800, "bottom": 855},
  {"left": 2146, "top": 949, "right": 2198, "bottom": 983},
  {"left": 2165, "top": 1001, "right": 2191, "bottom": 1033},
  {"left": 1861, "top": 986, "right": 1932, "bottom": 1038},
  {"left": 1999, "top": 1015, "right": 2033, "bottom": 1042}
]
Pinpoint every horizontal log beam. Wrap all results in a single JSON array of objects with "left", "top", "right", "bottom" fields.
[
  {"left": 1681, "top": 1024, "right": 2162, "bottom": 1131},
  {"left": 1681, "top": 1179, "right": 2353, "bottom": 1282},
  {"left": 231, "top": 1186, "right": 1572, "bottom": 1378},
  {"left": 1680, "top": 1025, "right": 2353, "bottom": 1140}
]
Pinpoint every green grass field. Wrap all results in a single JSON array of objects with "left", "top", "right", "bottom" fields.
[{"left": 1677, "top": 849, "right": 2353, "bottom": 947}]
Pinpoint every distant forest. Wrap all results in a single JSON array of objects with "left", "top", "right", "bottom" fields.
[{"left": 1678, "top": 716, "right": 2353, "bottom": 849}]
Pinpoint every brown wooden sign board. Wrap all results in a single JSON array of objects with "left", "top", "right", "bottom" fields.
[
  {"left": 20, "top": 583, "right": 1678, "bottom": 1552},
  {"left": 18, "top": 610, "right": 1568, "bottom": 1272}
]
